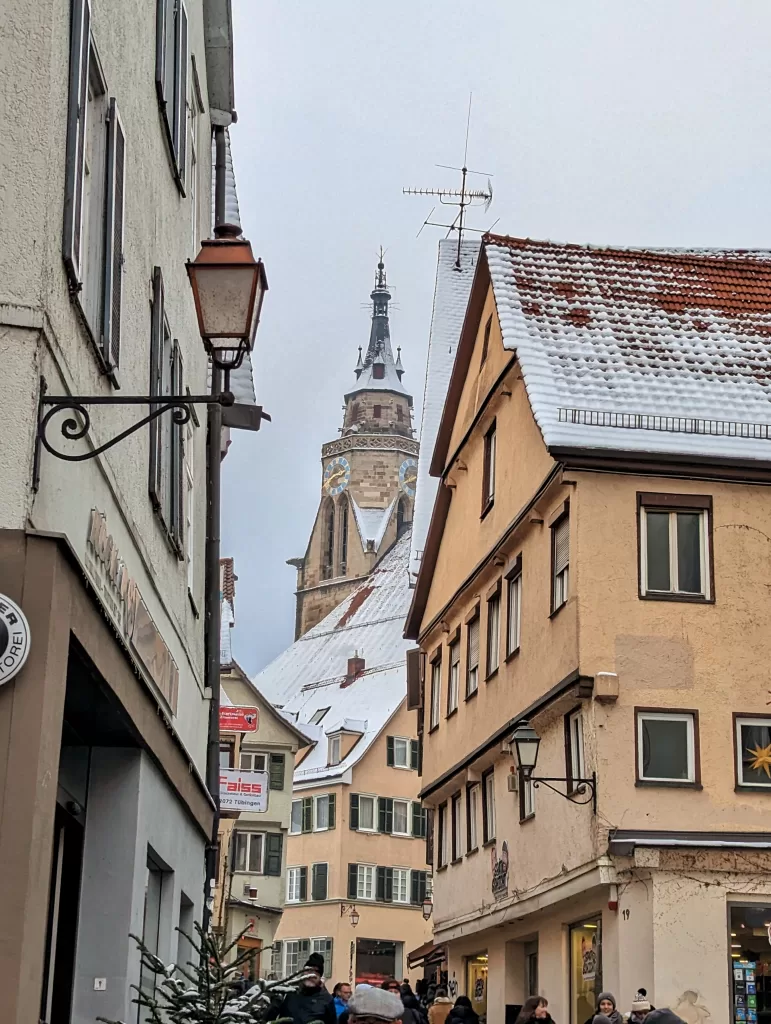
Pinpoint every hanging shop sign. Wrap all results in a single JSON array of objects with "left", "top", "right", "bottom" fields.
[
  {"left": 220, "top": 706, "right": 259, "bottom": 732},
  {"left": 0, "top": 594, "right": 31, "bottom": 685},
  {"left": 85, "top": 509, "right": 179, "bottom": 714},
  {"left": 220, "top": 768, "right": 269, "bottom": 812}
]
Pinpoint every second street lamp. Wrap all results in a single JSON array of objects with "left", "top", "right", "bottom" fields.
[{"left": 511, "top": 719, "right": 597, "bottom": 814}]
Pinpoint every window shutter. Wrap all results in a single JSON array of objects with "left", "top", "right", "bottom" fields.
[
  {"left": 327, "top": 793, "right": 336, "bottom": 830},
  {"left": 298, "top": 866, "right": 307, "bottom": 902},
  {"left": 410, "top": 740, "right": 420, "bottom": 771},
  {"left": 386, "top": 736, "right": 395, "bottom": 767},
  {"left": 271, "top": 940, "right": 282, "bottom": 977},
  {"left": 171, "top": 340, "right": 184, "bottom": 554},
  {"left": 385, "top": 867, "right": 393, "bottom": 903},
  {"left": 378, "top": 797, "right": 393, "bottom": 834},
  {"left": 406, "top": 649, "right": 423, "bottom": 709},
  {"left": 102, "top": 97, "right": 125, "bottom": 370},
  {"left": 312, "top": 863, "right": 328, "bottom": 901},
  {"left": 62, "top": 0, "right": 91, "bottom": 287},
  {"left": 148, "top": 267, "right": 164, "bottom": 507},
  {"left": 554, "top": 516, "right": 570, "bottom": 574},
  {"left": 347, "top": 863, "right": 358, "bottom": 900},
  {"left": 349, "top": 793, "right": 359, "bottom": 831},
  {"left": 468, "top": 617, "right": 480, "bottom": 669},
  {"left": 426, "top": 808, "right": 435, "bottom": 866},
  {"left": 411, "top": 870, "right": 419, "bottom": 905},
  {"left": 269, "top": 753, "right": 285, "bottom": 791},
  {"left": 174, "top": 0, "right": 188, "bottom": 187},
  {"left": 417, "top": 871, "right": 428, "bottom": 905},
  {"left": 155, "top": 0, "right": 169, "bottom": 104},
  {"left": 412, "top": 801, "right": 424, "bottom": 838},
  {"left": 376, "top": 865, "right": 386, "bottom": 901},
  {"left": 264, "top": 832, "right": 283, "bottom": 876},
  {"left": 301, "top": 797, "right": 313, "bottom": 833}
]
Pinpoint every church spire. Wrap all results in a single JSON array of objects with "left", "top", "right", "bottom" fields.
[{"left": 347, "top": 252, "right": 409, "bottom": 400}]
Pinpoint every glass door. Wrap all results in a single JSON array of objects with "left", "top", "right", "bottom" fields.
[{"left": 570, "top": 918, "right": 602, "bottom": 1024}]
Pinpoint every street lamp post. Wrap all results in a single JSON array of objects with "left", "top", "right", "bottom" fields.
[{"left": 510, "top": 719, "right": 597, "bottom": 814}]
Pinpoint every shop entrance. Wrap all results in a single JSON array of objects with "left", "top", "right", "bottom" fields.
[
  {"left": 569, "top": 918, "right": 602, "bottom": 1024},
  {"left": 356, "top": 938, "right": 403, "bottom": 986},
  {"left": 730, "top": 904, "right": 771, "bottom": 1022},
  {"left": 466, "top": 953, "right": 488, "bottom": 1023}
]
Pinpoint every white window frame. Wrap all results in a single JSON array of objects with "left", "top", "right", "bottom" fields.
[
  {"left": 438, "top": 803, "right": 449, "bottom": 868},
  {"left": 239, "top": 751, "right": 267, "bottom": 772},
  {"left": 637, "top": 711, "right": 696, "bottom": 784},
  {"left": 483, "top": 771, "right": 496, "bottom": 843},
  {"left": 310, "top": 707, "right": 330, "bottom": 725},
  {"left": 184, "top": 422, "right": 195, "bottom": 594},
  {"left": 80, "top": 53, "right": 109, "bottom": 338},
  {"left": 430, "top": 659, "right": 442, "bottom": 729},
  {"left": 311, "top": 937, "right": 333, "bottom": 979},
  {"left": 448, "top": 640, "right": 460, "bottom": 714},
  {"left": 314, "top": 794, "right": 331, "bottom": 832},
  {"left": 286, "top": 867, "right": 303, "bottom": 903},
  {"left": 452, "top": 793, "right": 463, "bottom": 860},
  {"left": 568, "top": 709, "right": 585, "bottom": 784},
  {"left": 735, "top": 716, "right": 771, "bottom": 789},
  {"left": 640, "top": 506, "right": 710, "bottom": 599},
  {"left": 392, "top": 736, "right": 410, "bottom": 768},
  {"left": 468, "top": 784, "right": 479, "bottom": 851},
  {"left": 506, "top": 573, "right": 521, "bottom": 656},
  {"left": 290, "top": 799, "right": 302, "bottom": 835},
  {"left": 356, "top": 864, "right": 375, "bottom": 900},
  {"left": 357, "top": 794, "right": 377, "bottom": 832},
  {"left": 487, "top": 592, "right": 500, "bottom": 676},
  {"left": 233, "top": 831, "right": 264, "bottom": 874},
  {"left": 328, "top": 734, "right": 341, "bottom": 766},
  {"left": 392, "top": 799, "right": 410, "bottom": 837},
  {"left": 552, "top": 515, "right": 569, "bottom": 610},
  {"left": 467, "top": 616, "right": 480, "bottom": 696},
  {"left": 284, "top": 939, "right": 300, "bottom": 976},
  {"left": 521, "top": 775, "right": 535, "bottom": 819},
  {"left": 392, "top": 868, "right": 409, "bottom": 904}
]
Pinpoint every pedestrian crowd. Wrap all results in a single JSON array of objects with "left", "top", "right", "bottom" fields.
[{"left": 257, "top": 953, "right": 687, "bottom": 1024}]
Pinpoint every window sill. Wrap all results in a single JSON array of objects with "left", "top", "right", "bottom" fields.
[
  {"left": 188, "top": 588, "right": 200, "bottom": 618},
  {"left": 549, "top": 599, "right": 567, "bottom": 620},
  {"left": 635, "top": 780, "right": 702, "bottom": 789},
  {"left": 480, "top": 499, "right": 494, "bottom": 521},
  {"left": 465, "top": 847, "right": 479, "bottom": 858},
  {"left": 519, "top": 813, "right": 535, "bottom": 824},
  {"left": 505, "top": 646, "right": 520, "bottom": 664},
  {"left": 451, "top": 857, "right": 463, "bottom": 865},
  {"left": 735, "top": 784, "right": 771, "bottom": 793},
  {"left": 485, "top": 667, "right": 499, "bottom": 683},
  {"left": 465, "top": 688, "right": 479, "bottom": 702},
  {"left": 391, "top": 764, "right": 413, "bottom": 771},
  {"left": 639, "top": 591, "right": 714, "bottom": 605},
  {"left": 436, "top": 864, "right": 448, "bottom": 873},
  {"left": 482, "top": 838, "right": 496, "bottom": 849},
  {"left": 429, "top": 723, "right": 440, "bottom": 735},
  {"left": 446, "top": 707, "right": 458, "bottom": 720}
]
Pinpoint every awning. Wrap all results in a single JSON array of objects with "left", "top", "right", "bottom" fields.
[{"left": 407, "top": 941, "right": 446, "bottom": 969}]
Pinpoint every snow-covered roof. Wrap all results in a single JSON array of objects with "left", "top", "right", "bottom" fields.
[
  {"left": 409, "top": 239, "right": 479, "bottom": 585},
  {"left": 485, "top": 235, "right": 771, "bottom": 463},
  {"left": 351, "top": 496, "right": 396, "bottom": 552},
  {"left": 346, "top": 260, "right": 411, "bottom": 402},
  {"left": 253, "top": 531, "right": 413, "bottom": 785}
]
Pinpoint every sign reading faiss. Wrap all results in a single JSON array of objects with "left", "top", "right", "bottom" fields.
[
  {"left": 219, "top": 769, "right": 269, "bottom": 812},
  {"left": 220, "top": 706, "right": 259, "bottom": 732}
]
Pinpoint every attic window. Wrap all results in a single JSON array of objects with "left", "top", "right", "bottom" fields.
[
  {"left": 480, "top": 314, "right": 493, "bottom": 366},
  {"left": 310, "top": 707, "right": 330, "bottom": 725},
  {"left": 373, "top": 363, "right": 385, "bottom": 380},
  {"left": 329, "top": 735, "right": 341, "bottom": 765},
  {"left": 373, "top": 405, "right": 382, "bottom": 418}
]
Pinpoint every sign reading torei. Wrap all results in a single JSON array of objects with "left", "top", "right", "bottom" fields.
[{"left": 0, "top": 594, "right": 31, "bottom": 685}]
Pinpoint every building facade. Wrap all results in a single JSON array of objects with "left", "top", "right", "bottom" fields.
[
  {"left": 254, "top": 263, "right": 432, "bottom": 985},
  {"left": 406, "top": 235, "right": 771, "bottom": 1024},
  {"left": 0, "top": 2, "right": 240, "bottom": 1021}
]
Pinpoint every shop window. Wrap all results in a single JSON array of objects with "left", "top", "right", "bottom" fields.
[
  {"left": 447, "top": 638, "right": 460, "bottom": 715},
  {"left": 139, "top": 854, "right": 168, "bottom": 1022},
  {"left": 429, "top": 656, "right": 442, "bottom": 730},
  {"left": 466, "top": 954, "right": 488, "bottom": 1021},
  {"left": 730, "top": 905, "right": 771, "bottom": 1020},
  {"left": 639, "top": 494, "right": 711, "bottom": 600},
  {"left": 355, "top": 938, "right": 401, "bottom": 985},
  {"left": 736, "top": 716, "right": 771, "bottom": 789},
  {"left": 636, "top": 709, "right": 698, "bottom": 785},
  {"left": 570, "top": 919, "right": 601, "bottom": 1024}
]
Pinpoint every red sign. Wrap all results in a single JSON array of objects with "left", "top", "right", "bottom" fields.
[{"left": 220, "top": 706, "right": 259, "bottom": 732}]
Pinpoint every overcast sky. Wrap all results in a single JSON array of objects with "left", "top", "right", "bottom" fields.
[{"left": 223, "top": 0, "right": 771, "bottom": 676}]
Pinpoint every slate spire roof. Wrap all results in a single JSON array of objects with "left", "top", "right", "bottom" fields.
[{"left": 347, "top": 257, "right": 410, "bottom": 402}]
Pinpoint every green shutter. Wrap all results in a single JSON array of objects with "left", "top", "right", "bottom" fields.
[
  {"left": 264, "top": 832, "right": 283, "bottom": 876},
  {"left": 328, "top": 793, "right": 336, "bottom": 830},
  {"left": 378, "top": 797, "right": 393, "bottom": 834},
  {"left": 349, "top": 793, "right": 359, "bottom": 830},
  {"left": 269, "top": 753, "right": 285, "bottom": 790},
  {"left": 348, "top": 863, "right": 358, "bottom": 899},
  {"left": 376, "top": 865, "right": 386, "bottom": 901},
  {"left": 302, "top": 797, "right": 313, "bottom": 833},
  {"left": 412, "top": 801, "right": 424, "bottom": 837},
  {"left": 410, "top": 739, "right": 420, "bottom": 771},
  {"left": 299, "top": 866, "right": 307, "bottom": 901},
  {"left": 386, "top": 736, "right": 395, "bottom": 767},
  {"left": 312, "top": 863, "right": 328, "bottom": 901}
]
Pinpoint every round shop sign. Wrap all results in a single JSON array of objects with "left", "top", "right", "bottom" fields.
[{"left": 0, "top": 594, "right": 31, "bottom": 685}]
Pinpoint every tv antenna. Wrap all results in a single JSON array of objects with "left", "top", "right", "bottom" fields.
[{"left": 404, "top": 94, "right": 495, "bottom": 269}]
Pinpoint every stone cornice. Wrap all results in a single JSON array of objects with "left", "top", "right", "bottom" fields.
[{"left": 322, "top": 434, "right": 419, "bottom": 459}]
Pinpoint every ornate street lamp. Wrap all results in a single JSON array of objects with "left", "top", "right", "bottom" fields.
[
  {"left": 341, "top": 903, "right": 360, "bottom": 928},
  {"left": 510, "top": 720, "right": 540, "bottom": 780},
  {"left": 422, "top": 897, "right": 433, "bottom": 921},
  {"left": 511, "top": 719, "right": 597, "bottom": 814}
]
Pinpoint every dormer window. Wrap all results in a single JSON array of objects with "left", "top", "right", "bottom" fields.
[
  {"left": 373, "top": 363, "right": 385, "bottom": 380},
  {"left": 329, "top": 735, "right": 341, "bottom": 765}
]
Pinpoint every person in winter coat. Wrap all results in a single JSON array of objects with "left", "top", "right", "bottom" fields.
[
  {"left": 267, "top": 953, "right": 337, "bottom": 1024},
  {"left": 628, "top": 991, "right": 653, "bottom": 1022},
  {"left": 644, "top": 1012, "right": 685, "bottom": 1024},
  {"left": 334, "top": 983, "right": 353, "bottom": 1018},
  {"left": 446, "top": 995, "right": 479, "bottom": 1024},
  {"left": 583, "top": 992, "right": 622, "bottom": 1024},
  {"left": 592, "top": 1016, "right": 612, "bottom": 1024},
  {"left": 428, "top": 987, "right": 454, "bottom": 1024},
  {"left": 514, "top": 996, "right": 554, "bottom": 1022},
  {"left": 403, "top": 992, "right": 429, "bottom": 1024},
  {"left": 382, "top": 978, "right": 423, "bottom": 1024}
]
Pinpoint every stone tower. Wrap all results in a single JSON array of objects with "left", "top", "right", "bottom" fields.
[{"left": 288, "top": 257, "right": 419, "bottom": 638}]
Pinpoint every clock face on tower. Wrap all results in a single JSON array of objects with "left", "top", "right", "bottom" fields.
[
  {"left": 399, "top": 458, "right": 418, "bottom": 498},
  {"left": 324, "top": 457, "right": 351, "bottom": 496}
]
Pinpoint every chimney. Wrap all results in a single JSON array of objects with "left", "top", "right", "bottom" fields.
[{"left": 346, "top": 654, "right": 366, "bottom": 684}]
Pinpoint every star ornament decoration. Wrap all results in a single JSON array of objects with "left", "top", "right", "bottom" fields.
[{"left": 746, "top": 742, "right": 771, "bottom": 778}]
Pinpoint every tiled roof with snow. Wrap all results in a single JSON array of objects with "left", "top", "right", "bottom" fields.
[
  {"left": 351, "top": 496, "right": 396, "bottom": 551},
  {"left": 485, "top": 235, "right": 771, "bottom": 462},
  {"left": 252, "top": 531, "right": 413, "bottom": 785},
  {"left": 409, "top": 239, "right": 479, "bottom": 585}
]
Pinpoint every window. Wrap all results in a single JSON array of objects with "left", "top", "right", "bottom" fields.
[
  {"left": 447, "top": 639, "right": 460, "bottom": 714},
  {"left": 639, "top": 496, "right": 711, "bottom": 600},
  {"left": 388, "top": 736, "right": 412, "bottom": 769},
  {"left": 311, "top": 863, "right": 328, "bottom": 901},
  {"left": 62, "top": 2, "right": 126, "bottom": 372},
  {"left": 520, "top": 774, "right": 535, "bottom": 820},
  {"left": 636, "top": 709, "right": 697, "bottom": 784},
  {"left": 239, "top": 751, "right": 267, "bottom": 772},
  {"left": 551, "top": 510, "right": 569, "bottom": 611},
  {"left": 290, "top": 800, "right": 302, "bottom": 835},
  {"left": 373, "top": 363, "right": 385, "bottom": 380},
  {"left": 300, "top": 797, "right": 313, "bottom": 833},
  {"left": 437, "top": 803, "right": 448, "bottom": 868},
  {"left": 284, "top": 939, "right": 302, "bottom": 976},
  {"left": 234, "top": 832, "right": 264, "bottom": 873},
  {"left": 566, "top": 709, "right": 585, "bottom": 791},
  {"left": 149, "top": 268, "right": 184, "bottom": 553},
  {"left": 323, "top": 500, "right": 335, "bottom": 579},
  {"left": 430, "top": 657, "right": 442, "bottom": 729},
  {"left": 466, "top": 784, "right": 479, "bottom": 852},
  {"left": 480, "top": 314, "right": 493, "bottom": 365},
  {"left": 328, "top": 735, "right": 341, "bottom": 766},
  {"left": 397, "top": 406, "right": 404, "bottom": 422},
  {"left": 735, "top": 716, "right": 771, "bottom": 788},
  {"left": 310, "top": 707, "right": 330, "bottom": 725},
  {"left": 286, "top": 866, "right": 307, "bottom": 903},
  {"left": 393, "top": 800, "right": 410, "bottom": 836},
  {"left": 482, "top": 421, "right": 496, "bottom": 512},
  {"left": 482, "top": 770, "right": 496, "bottom": 844},
  {"left": 339, "top": 500, "right": 349, "bottom": 574},
  {"left": 189, "top": 81, "right": 200, "bottom": 251},
  {"left": 138, "top": 855, "right": 166, "bottom": 1022},
  {"left": 155, "top": 0, "right": 188, "bottom": 189},
  {"left": 314, "top": 794, "right": 336, "bottom": 831},
  {"left": 184, "top": 422, "right": 195, "bottom": 594},
  {"left": 393, "top": 868, "right": 409, "bottom": 903},
  {"left": 350, "top": 794, "right": 376, "bottom": 831},
  {"left": 357, "top": 864, "right": 375, "bottom": 900},
  {"left": 311, "top": 937, "right": 333, "bottom": 979},
  {"left": 466, "top": 614, "right": 480, "bottom": 697},
  {"left": 451, "top": 793, "right": 462, "bottom": 862},
  {"left": 219, "top": 741, "right": 234, "bottom": 768},
  {"left": 374, "top": 404, "right": 382, "bottom": 418},
  {"left": 506, "top": 560, "right": 522, "bottom": 657},
  {"left": 269, "top": 752, "right": 286, "bottom": 791},
  {"left": 486, "top": 587, "right": 501, "bottom": 677}
]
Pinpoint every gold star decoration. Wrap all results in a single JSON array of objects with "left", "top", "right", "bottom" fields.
[{"left": 746, "top": 743, "right": 771, "bottom": 778}]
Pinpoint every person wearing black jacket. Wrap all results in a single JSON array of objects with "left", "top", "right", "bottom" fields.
[
  {"left": 446, "top": 996, "right": 479, "bottom": 1024},
  {"left": 267, "top": 953, "right": 337, "bottom": 1024}
]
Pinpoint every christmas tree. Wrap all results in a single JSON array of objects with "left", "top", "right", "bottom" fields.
[{"left": 97, "top": 924, "right": 311, "bottom": 1024}]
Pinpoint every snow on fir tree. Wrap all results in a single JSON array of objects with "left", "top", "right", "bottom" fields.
[{"left": 98, "top": 924, "right": 312, "bottom": 1024}]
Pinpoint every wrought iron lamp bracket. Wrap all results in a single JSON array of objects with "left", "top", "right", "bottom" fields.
[{"left": 526, "top": 770, "right": 597, "bottom": 814}]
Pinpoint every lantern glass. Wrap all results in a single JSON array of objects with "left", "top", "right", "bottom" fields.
[
  {"left": 187, "top": 239, "right": 267, "bottom": 349},
  {"left": 422, "top": 898, "right": 433, "bottom": 920},
  {"left": 350, "top": 908, "right": 360, "bottom": 928},
  {"left": 512, "top": 720, "right": 540, "bottom": 775}
]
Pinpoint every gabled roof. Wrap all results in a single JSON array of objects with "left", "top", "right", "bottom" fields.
[
  {"left": 409, "top": 239, "right": 479, "bottom": 586},
  {"left": 253, "top": 532, "right": 413, "bottom": 785},
  {"left": 351, "top": 495, "right": 397, "bottom": 552},
  {"left": 221, "top": 660, "right": 313, "bottom": 747}
]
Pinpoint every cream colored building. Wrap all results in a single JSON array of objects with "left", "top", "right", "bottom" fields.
[
  {"left": 406, "top": 235, "right": 771, "bottom": 1023},
  {"left": 252, "top": 261, "right": 432, "bottom": 985}
]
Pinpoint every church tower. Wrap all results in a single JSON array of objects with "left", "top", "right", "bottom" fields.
[{"left": 288, "top": 257, "right": 419, "bottom": 638}]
